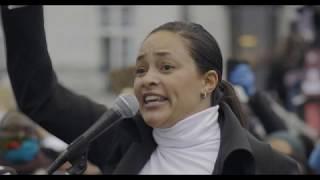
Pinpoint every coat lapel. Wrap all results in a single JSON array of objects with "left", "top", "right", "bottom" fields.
[
  {"left": 113, "top": 104, "right": 256, "bottom": 174},
  {"left": 113, "top": 114, "right": 156, "bottom": 174},
  {"left": 213, "top": 102, "right": 255, "bottom": 174}
]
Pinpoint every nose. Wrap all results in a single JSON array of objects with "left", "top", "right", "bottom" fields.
[{"left": 141, "top": 69, "right": 160, "bottom": 88}]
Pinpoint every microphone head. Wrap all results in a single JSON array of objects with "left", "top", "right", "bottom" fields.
[
  {"left": 0, "top": 166, "right": 17, "bottom": 175},
  {"left": 113, "top": 94, "right": 139, "bottom": 118}
]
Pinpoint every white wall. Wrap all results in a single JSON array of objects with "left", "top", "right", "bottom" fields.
[
  {"left": 44, "top": 5, "right": 101, "bottom": 70},
  {"left": 130, "top": 5, "right": 230, "bottom": 73},
  {"left": 189, "top": 6, "right": 230, "bottom": 79},
  {"left": 43, "top": 6, "right": 230, "bottom": 71},
  {"left": 190, "top": 6, "right": 231, "bottom": 60},
  {"left": 131, "top": 5, "right": 181, "bottom": 65},
  {"left": 41, "top": 6, "right": 231, "bottom": 98},
  {"left": 43, "top": 6, "right": 109, "bottom": 104}
]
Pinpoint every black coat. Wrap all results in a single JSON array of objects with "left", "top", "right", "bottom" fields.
[{"left": 1, "top": 6, "right": 301, "bottom": 174}]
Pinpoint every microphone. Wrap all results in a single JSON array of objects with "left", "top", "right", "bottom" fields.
[
  {"left": 47, "top": 94, "right": 139, "bottom": 174},
  {"left": 0, "top": 166, "right": 17, "bottom": 175},
  {"left": 7, "top": 5, "right": 28, "bottom": 10}
]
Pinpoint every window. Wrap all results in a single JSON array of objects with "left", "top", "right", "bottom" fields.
[
  {"left": 100, "top": 6, "right": 111, "bottom": 26},
  {"left": 101, "top": 37, "right": 111, "bottom": 73},
  {"left": 122, "top": 37, "right": 132, "bottom": 66},
  {"left": 121, "top": 6, "right": 133, "bottom": 27},
  {"left": 180, "top": 6, "right": 190, "bottom": 22},
  {"left": 99, "top": 6, "right": 135, "bottom": 71}
]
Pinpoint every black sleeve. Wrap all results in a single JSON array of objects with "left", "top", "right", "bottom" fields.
[
  {"left": 1, "top": 6, "right": 117, "bottom": 168},
  {"left": 248, "top": 91, "right": 288, "bottom": 134},
  {"left": 247, "top": 133, "right": 302, "bottom": 174},
  {"left": 269, "top": 146, "right": 303, "bottom": 174}
]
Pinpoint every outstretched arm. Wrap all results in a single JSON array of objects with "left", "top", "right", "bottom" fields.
[
  {"left": 1, "top": 6, "right": 133, "bottom": 171},
  {"left": 1, "top": 5, "right": 108, "bottom": 146}
]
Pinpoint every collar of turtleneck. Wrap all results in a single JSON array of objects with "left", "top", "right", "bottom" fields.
[{"left": 140, "top": 105, "right": 221, "bottom": 174}]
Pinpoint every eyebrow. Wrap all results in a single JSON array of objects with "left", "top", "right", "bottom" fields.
[
  {"left": 137, "top": 53, "right": 145, "bottom": 62},
  {"left": 137, "top": 50, "right": 172, "bottom": 62}
]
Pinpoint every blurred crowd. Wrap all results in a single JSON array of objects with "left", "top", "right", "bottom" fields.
[
  {"left": 1, "top": 5, "right": 320, "bottom": 175},
  {"left": 228, "top": 6, "right": 320, "bottom": 174},
  {"left": 0, "top": 77, "right": 100, "bottom": 174}
]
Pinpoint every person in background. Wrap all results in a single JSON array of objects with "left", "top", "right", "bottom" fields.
[
  {"left": 309, "top": 143, "right": 320, "bottom": 174},
  {"left": 301, "top": 43, "right": 320, "bottom": 136},
  {"left": 227, "top": 59, "right": 287, "bottom": 135},
  {"left": 266, "top": 130, "right": 308, "bottom": 174},
  {"left": 267, "top": 20, "right": 307, "bottom": 112},
  {"left": 227, "top": 58, "right": 317, "bottom": 174},
  {"left": 1, "top": 6, "right": 300, "bottom": 174},
  {"left": 0, "top": 111, "right": 52, "bottom": 174}
]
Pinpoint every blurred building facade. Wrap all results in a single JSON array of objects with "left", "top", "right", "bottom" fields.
[{"left": 0, "top": 5, "right": 303, "bottom": 105}]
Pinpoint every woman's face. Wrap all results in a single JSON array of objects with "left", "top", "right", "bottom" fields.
[{"left": 134, "top": 31, "right": 211, "bottom": 128}]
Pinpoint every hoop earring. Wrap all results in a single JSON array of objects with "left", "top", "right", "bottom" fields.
[{"left": 200, "top": 91, "right": 207, "bottom": 99}]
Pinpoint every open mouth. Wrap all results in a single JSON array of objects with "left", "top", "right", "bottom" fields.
[{"left": 143, "top": 94, "right": 169, "bottom": 106}]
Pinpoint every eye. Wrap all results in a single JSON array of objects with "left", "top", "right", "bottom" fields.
[
  {"left": 161, "top": 64, "right": 175, "bottom": 72},
  {"left": 135, "top": 67, "right": 146, "bottom": 76}
]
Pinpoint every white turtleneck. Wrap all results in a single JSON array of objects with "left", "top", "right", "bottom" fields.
[{"left": 139, "top": 105, "right": 221, "bottom": 175}]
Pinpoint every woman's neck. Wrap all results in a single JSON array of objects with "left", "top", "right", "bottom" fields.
[{"left": 153, "top": 105, "right": 220, "bottom": 148}]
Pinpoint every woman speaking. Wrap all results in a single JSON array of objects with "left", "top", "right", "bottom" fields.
[{"left": 1, "top": 5, "right": 300, "bottom": 174}]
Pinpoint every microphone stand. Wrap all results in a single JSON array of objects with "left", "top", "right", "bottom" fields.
[
  {"left": 46, "top": 97, "right": 136, "bottom": 175},
  {"left": 64, "top": 150, "right": 88, "bottom": 175},
  {"left": 46, "top": 136, "right": 90, "bottom": 175}
]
